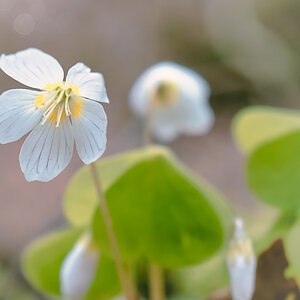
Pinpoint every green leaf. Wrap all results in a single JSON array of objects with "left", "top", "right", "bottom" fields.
[
  {"left": 22, "top": 228, "right": 82, "bottom": 296},
  {"left": 177, "top": 207, "right": 281, "bottom": 298},
  {"left": 86, "top": 255, "right": 120, "bottom": 300},
  {"left": 232, "top": 106, "right": 300, "bottom": 154},
  {"left": 255, "top": 210, "right": 298, "bottom": 254},
  {"left": 284, "top": 219, "right": 300, "bottom": 283},
  {"left": 91, "top": 146, "right": 231, "bottom": 268},
  {"left": 22, "top": 228, "right": 120, "bottom": 299},
  {"left": 247, "top": 130, "right": 300, "bottom": 210},
  {"left": 176, "top": 249, "right": 228, "bottom": 299},
  {"left": 64, "top": 147, "right": 167, "bottom": 227},
  {"left": 253, "top": 213, "right": 300, "bottom": 285}
]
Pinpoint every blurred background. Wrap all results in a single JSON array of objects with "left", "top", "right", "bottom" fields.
[{"left": 0, "top": 0, "right": 299, "bottom": 298}]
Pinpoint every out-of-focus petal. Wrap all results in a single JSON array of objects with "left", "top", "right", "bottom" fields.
[
  {"left": 227, "top": 218, "right": 257, "bottom": 300},
  {"left": 66, "top": 63, "right": 109, "bottom": 103},
  {"left": 181, "top": 102, "right": 215, "bottom": 136},
  {"left": 228, "top": 256, "right": 256, "bottom": 300},
  {"left": 60, "top": 232, "right": 99, "bottom": 300},
  {"left": 19, "top": 119, "right": 74, "bottom": 182},
  {"left": 0, "top": 48, "right": 64, "bottom": 89},
  {"left": 0, "top": 89, "right": 42, "bottom": 144},
  {"left": 71, "top": 98, "right": 107, "bottom": 164}
]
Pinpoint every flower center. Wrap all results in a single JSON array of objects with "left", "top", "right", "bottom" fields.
[
  {"left": 150, "top": 80, "right": 179, "bottom": 107},
  {"left": 35, "top": 82, "right": 82, "bottom": 127}
]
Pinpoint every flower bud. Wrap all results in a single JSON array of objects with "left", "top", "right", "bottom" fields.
[
  {"left": 227, "top": 217, "right": 256, "bottom": 300},
  {"left": 60, "top": 232, "right": 99, "bottom": 299}
]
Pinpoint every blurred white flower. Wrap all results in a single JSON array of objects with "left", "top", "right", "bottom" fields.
[
  {"left": 0, "top": 48, "right": 109, "bottom": 182},
  {"left": 227, "top": 217, "right": 256, "bottom": 300},
  {"left": 129, "top": 62, "right": 214, "bottom": 143},
  {"left": 60, "top": 232, "right": 99, "bottom": 300}
]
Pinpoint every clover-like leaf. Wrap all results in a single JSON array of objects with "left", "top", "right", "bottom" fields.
[
  {"left": 248, "top": 130, "right": 300, "bottom": 210},
  {"left": 64, "top": 147, "right": 166, "bottom": 227},
  {"left": 22, "top": 228, "right": 120, "bottom": 299},
  {"left": 233, "top": 106, "right": 300, "bottom": 154},
  {"left": 90, "top": 147, "right": 231, "bottom": 268}
]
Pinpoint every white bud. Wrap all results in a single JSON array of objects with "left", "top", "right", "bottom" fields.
[
  {"left": 60, "top": 232, "right": 99, "bottom": 300},
  {"left": 227, "top": 217, "right": 256, "bottom": 300}
]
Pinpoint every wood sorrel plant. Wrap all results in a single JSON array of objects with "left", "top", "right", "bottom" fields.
[
  {"left": 0, "top": 49, "right": 232, "bottom": 300},
  {"left": 0, "top": 48, "right": 136, "bottom": 300}
]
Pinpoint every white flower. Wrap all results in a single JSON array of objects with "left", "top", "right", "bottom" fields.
[
  {"left": 60, "top": 232, "right": 99, "bottom": 300},
  {"left": 0, "top": 48, "right": 109, "bottom": 182},
  {"left": 227, "top": 218, "right": 256, "bottom": 300},
  {"left": 129, "top": 62, "right": 214, "bottom": 143}
]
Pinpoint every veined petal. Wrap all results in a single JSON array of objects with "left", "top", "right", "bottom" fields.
[
  {"left": 19, "top": 119, "right": 74, "bottom": 182},
  {"left": 0, "top": 48, "right": 64, "bottom": 89},
  {"left": 66, "top": 63, "right": 109, "bottom": 103},
  {"left": 0, "top": 89, "right": 42, "bottom": 144},
  {"left": 71, "top": 99, "right": 107, "bottom": 164}
]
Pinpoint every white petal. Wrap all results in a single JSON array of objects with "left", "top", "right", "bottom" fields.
[
  {"left": 66, "top": 63, "right": 109, "bottom": 103},
  {"left": 0, "top": 48, "right": 64, "bottom": 89},
  {"left": 0, "top": 89, "right": 42, "bottom": 144},
  {"left": 19, "top": 119, "right": 74, "bottom": 182},
  {"left": 60, "top": 233, "right": 99, "bottom": 300},
  {"left": 228, "top": 257, "right": 256, "bottom": 300},
  {"left": 181, "top": 102, "right": 215, "bottom": 136},
  {"left": 227, "top": 218, "right": 256, "bottom": 300},
  {"left": 71, "top": 99, "right": 107, "bottom": 164}
]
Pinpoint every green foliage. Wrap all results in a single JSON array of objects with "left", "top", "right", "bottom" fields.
[
  {"left": 22, "top": 228, "right": 82, "bottom": 296},
  {"left": 232, "top": 106, "right": 300, "bottom": 154},
  {"left": 176, "top": 249, "right": 228, "bottom": 299},
  {"left": 247, "top": 130, "right": 300, "bottom": 210},
  {"left": 86, "top": 254, "right": 121, "bottom": 299},
  {"left": 64, "top": 147, "right": 168, "bottom": 227},
  {"left": 22, "top": 228, "right": 120, "bottom": 299},
  {"left": 91, "top": 147, "right": 230, "bottom": 268},
  {"left": 233, "top": 105, "right": 300, "bottom": 284},
  {"left": 24, "top": 146, "right": 232, "bottom": 298},
  {"left": 64, "top": 146, "right": 231, "bottom": 268},
  {"left": 285, "top": 219, "right": 300, "bottom": 283},
  {"left": 258, "top": 213, "right": 300, "bottom": 285}
]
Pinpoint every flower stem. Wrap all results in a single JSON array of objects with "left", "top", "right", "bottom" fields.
[
  {"left": 149, "top": 263, "right": 165, "bottom": 300},
  {"left": 90, "top": 162, "right": 136, "bottom": 300}
]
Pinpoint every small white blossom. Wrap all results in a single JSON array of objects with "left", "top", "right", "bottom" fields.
[
  {"left": 227, "top": 218, "right": 256, "bottom": 300},
  {"left": 60, "top": 232, "right": 99, "bottom": 300},
  {"left": 129, "top": 62, "right": 214, "bottom": 143},
  {"left": 0, "top": 48, "right": 109, "bottom": 182}
]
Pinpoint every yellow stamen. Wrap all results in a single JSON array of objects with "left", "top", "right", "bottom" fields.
[
  {"left": 35, "top": 82, "right": 83, "bottom": 126},
  {"left": 35, "top": 94, "right": 45, "bottom": 109},
  {"left": 150, "top": 80, "right": 179, "bottom": 107}
]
